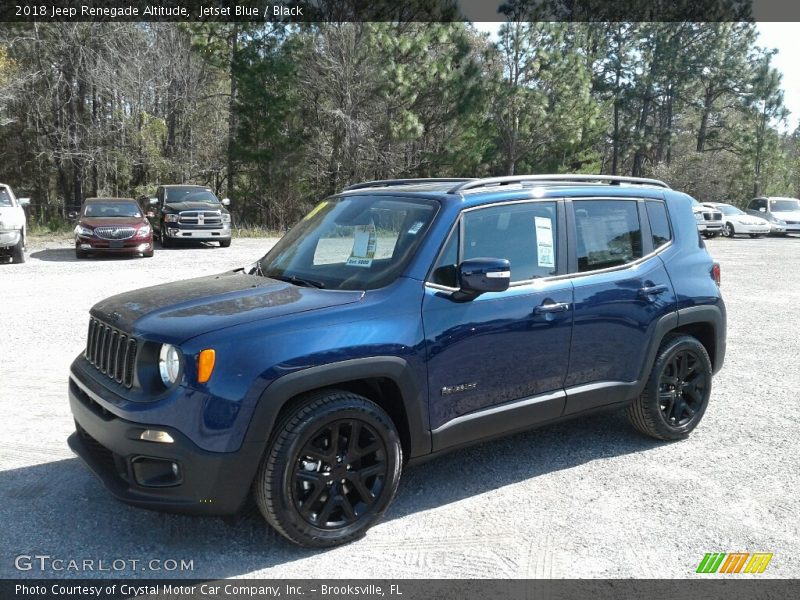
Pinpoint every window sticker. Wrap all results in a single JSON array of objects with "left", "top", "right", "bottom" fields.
[
  {"left": 346, "top": 221, "right": 377, "bottom": 268},
  {"left": 535, "top": 216, "right": 555, "bottom": 268},
  {"left": 407, "top": 221, "right": 425, "bottom": 235}
]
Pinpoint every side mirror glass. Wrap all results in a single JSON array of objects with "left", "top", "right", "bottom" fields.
[
  {"left": 221, "top": 197, "right": 231, "bottom": 206},
  {"left": 68, "top": 211, "right": 78, "bottom": 219},
  {"left": 18, "top": 197, "right": 31, "bottom": 207},
  {"left": 149, "top": 197, "right": 158, "bottom": 206},
  {"left": 457, "top": 258, "right": 511, "bottom": 299},
  {"left": 146, "top": 211, "right": 155, "bottom": 218}
]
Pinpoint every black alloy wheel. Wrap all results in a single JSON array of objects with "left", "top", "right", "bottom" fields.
[
  {"left": 292, "top": 419, "right": 388, "bottom": 529},
  {"left": 626, "top": 335, "right": 713, "bottom": 440},
  {"left": 724, "top": 222, "right": 735, "bottom": 237},
  {"left": 656, "top": 349, "right": 709, "bottom": 428},
  {"left": 254, "top": 390, "right": 402, "bottom": 548}
]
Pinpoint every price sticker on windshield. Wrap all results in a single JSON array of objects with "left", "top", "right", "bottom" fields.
[{"left": 346, "top": 222, "right": 377, "bottom": 268}]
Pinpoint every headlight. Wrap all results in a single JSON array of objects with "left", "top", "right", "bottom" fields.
[
  {"left": 158, "top": 344, "right": 182, "bottom": 386},
  {"left": 134, "top": 224, "right": 151, "bottom": 238},
  {"left": 164, "top": 214, "right": 180, "bottom": 223},
  {"left": 694, "top": 213, "right": 704, "bottom": 222},
  {"left": 222, "top": 213, "right": 231, "bottom": 224},
  {"left": 776, "top": 219, "right": 787, "bottom": 225},
  {"left": 74, "top": 224, "right": 94, "bottom": 236}
]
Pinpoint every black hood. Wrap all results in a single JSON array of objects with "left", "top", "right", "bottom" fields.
[{"left": 163, "top": 201, "right": 229, "bottom": 213}]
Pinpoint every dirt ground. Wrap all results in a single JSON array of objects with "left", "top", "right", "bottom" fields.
[{"left": 1, "top": 234, "right": 798, "bottom": 578}]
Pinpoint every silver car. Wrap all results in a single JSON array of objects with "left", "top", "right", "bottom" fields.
[
  {"left": 703, "top": 202, "right": 771, "bottom": 238},
  {"left": 746, "top": 197, "right": 800, "bottom": 235},
  {"left": 0, "top": 183, "right": 30, "bottom": 264}
]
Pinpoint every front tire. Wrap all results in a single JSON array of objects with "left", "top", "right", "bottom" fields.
[
  {"left": 11, "top": 230, "right": 25, "bottom": 263},
  {"left": 219, "top": 239, "right": 231, "bottom": 248},
  {"left": 254, "top": 390, "right": 402, "bottom": 548},
  {"left": 626, "top": 335, "right": 712, "bottom": 441},
  {"left": 159, "top": 226, "right": 171, "bottom": 248},
  {"left": 724, "top": 223, "right": 735, "bottom": 238}
]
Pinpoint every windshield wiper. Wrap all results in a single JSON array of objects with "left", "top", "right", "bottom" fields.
[{"left": 264, "top": 272, "right": 326, "bottom": 289}]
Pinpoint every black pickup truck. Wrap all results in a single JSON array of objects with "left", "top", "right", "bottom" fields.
[{"left": 146, "top": 185, "right": 232, "bottom": 248}]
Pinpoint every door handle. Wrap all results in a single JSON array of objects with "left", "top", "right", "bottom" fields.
[
  {"left": 638, "top": 284, "right": 668, "bottom": 299},
  {"left": 534, "top": 301, "right": 570, "bottom": 314}
]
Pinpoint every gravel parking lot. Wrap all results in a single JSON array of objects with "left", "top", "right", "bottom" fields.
[{"left": 1, "top": 235, "right": 798, "bottom": 579}]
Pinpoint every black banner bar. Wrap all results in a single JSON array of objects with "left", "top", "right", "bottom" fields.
[
  {"left": 5, "top": 0, "right": 800, "bottom": 23},
  {"left": 2, "top": 579, "right": 800, "bottom": 600}
]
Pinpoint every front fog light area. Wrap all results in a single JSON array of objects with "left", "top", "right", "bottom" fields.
[
  {"left": 158, "top": 344, "right": 182, "bottom": 386},
  {"left": 131, "top": 456, "right": 182, "bottom": 487}
]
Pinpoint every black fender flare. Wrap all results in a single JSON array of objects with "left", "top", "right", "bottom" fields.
[
  {"left": 635, "top": 304, "right": 726, "bottom": 396},
  {"left": 242, "top": 356, "right": 431, "bottom": 459}
]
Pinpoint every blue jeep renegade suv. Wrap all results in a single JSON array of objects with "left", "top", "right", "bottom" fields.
[{"left": 68, "top": 175, "right": 726, "bottom": 547}]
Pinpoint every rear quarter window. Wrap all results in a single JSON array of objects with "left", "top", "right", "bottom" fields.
[{"left": 645, "top": 200, "right": 672, "bottom": 249}]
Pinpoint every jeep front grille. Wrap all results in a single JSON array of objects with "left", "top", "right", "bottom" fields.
[
  {"left": 84, "top": 318, "right": 137, "bottom": 388},
  {"left": 93, "top": 226, "right": 136, "bottom": 240}
]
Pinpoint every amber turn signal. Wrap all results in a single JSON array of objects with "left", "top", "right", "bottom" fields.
[{"left": 197, "top": 349, "right": 216, "bottom": 383}]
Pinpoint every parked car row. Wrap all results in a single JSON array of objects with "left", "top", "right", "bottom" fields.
[
  {"left": 70, "top": 185, "right": 232, "bottom": 259},
  {"left": 691, "top": 195, "right": 800, "bottom": 239},
  {"left": 0, "top": 183, "right": 30, "bottom": 263}
]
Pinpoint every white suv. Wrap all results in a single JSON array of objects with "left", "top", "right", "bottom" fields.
[{"left": 0, "top": 183, "right": 30, "bottom": 264}]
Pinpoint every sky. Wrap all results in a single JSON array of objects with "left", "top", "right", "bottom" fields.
[
  {"left": 474, "top": 22, "right": 800, "bottom": 131},
  {"left": 758, "top": 23, "right": 800, "bottom": 130}
]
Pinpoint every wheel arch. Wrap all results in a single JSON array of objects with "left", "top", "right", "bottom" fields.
[
  {"left": 635, "top": 304, "right": 726, "bottom": 396},
  {"left": 244, "top": 357, "right": 431, "bottom": 462}
]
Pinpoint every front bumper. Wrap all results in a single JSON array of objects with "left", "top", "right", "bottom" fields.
[
  {"left": 68, "top": 373, "right": 262, "bottom": 516},
  {"left": 783, "top": 222, "right": 800, "bottom": 233},
  {"left": 0, "top": 229, "right": 21, "bottom": 248},
  {"left": 77, "top": 236, "right": 153, "bottom": 254},
  {"left": 703, "top": 222, "right": 724, "bottom": 232},
  {"left": 165, "top": 226, "right": 231, "bottom": 241}
]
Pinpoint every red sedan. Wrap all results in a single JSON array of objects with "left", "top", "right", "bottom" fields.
[{"left": 74, "top": 197, "right": 154, "bottom": 258}]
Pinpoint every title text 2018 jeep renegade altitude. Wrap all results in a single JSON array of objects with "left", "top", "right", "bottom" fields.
[{"left": 68, "top": 175, "right": 726, "bottom": 547}]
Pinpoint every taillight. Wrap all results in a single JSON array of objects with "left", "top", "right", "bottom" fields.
[{"left": 711, "top": 263, "right": 721, "bottom": 286}]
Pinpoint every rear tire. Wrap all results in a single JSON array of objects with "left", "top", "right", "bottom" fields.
[
  {"left": 254, "top": 390, "right": 402, "bottom": 548},
  {"left": 11, "top": 231, "right": 25, "bottom": 263},
  {"left": 626, "top": 335, "right": 713, "bottom": 441}
]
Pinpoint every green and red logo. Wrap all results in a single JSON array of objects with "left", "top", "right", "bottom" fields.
[{"left": 696, "top": 552, "right": 773, "bottom": 574}]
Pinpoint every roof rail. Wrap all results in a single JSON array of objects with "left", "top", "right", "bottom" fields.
[
  {"left": 344, "top": 178, "right": 475, "bottom": 191},
  {"left": 448, "top": 174, "right": 670, "bottom": 194}
]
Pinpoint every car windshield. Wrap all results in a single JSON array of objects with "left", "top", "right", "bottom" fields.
[
  {"left": 716, "top": 204, "right": 743, "bottom": 216},
  {"left": 256, "top": 195, "right": 438, "bottom": 291},
  {"left": 165, "top": 187, "right": 220, "bottom": 204},
  {"left": 84, "top": 202, "right": 141, "bottom": 218},
  {"left": 770, "top": 198, "right": 800, "bottom": 212},
  {"left": 0, "top": 187, "right": 12, "bottom": 207}
]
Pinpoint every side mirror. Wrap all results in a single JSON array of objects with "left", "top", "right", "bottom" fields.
[
  {"left": 759, "top": 207, "right": 766, "bottom": 212},
  {"left": 18, "top": 197, "right": 31, "bottom": 207},
  {"left": 456, "top": 258, "right": 511, "bottom": 299},
  {"left": 146, "top": 211, "right": 155, "bottom": 218},
  {"left": 68, "top": 211, "right": 78, "bottom": 219},
  {"left": 221, "top": 197, "right": 231, "bottom": 206},
  {"left": 149, "top": 197, "right": 158, "bottom": 206}
]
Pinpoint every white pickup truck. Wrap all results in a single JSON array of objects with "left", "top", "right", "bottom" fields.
[{"left": 0, "top": 183, "right": 30, "bottom": 264}]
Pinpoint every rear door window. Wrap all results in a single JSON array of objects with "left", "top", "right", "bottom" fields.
[{"left": 573, "top": 200, "right": 643, "bottom": 272}]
